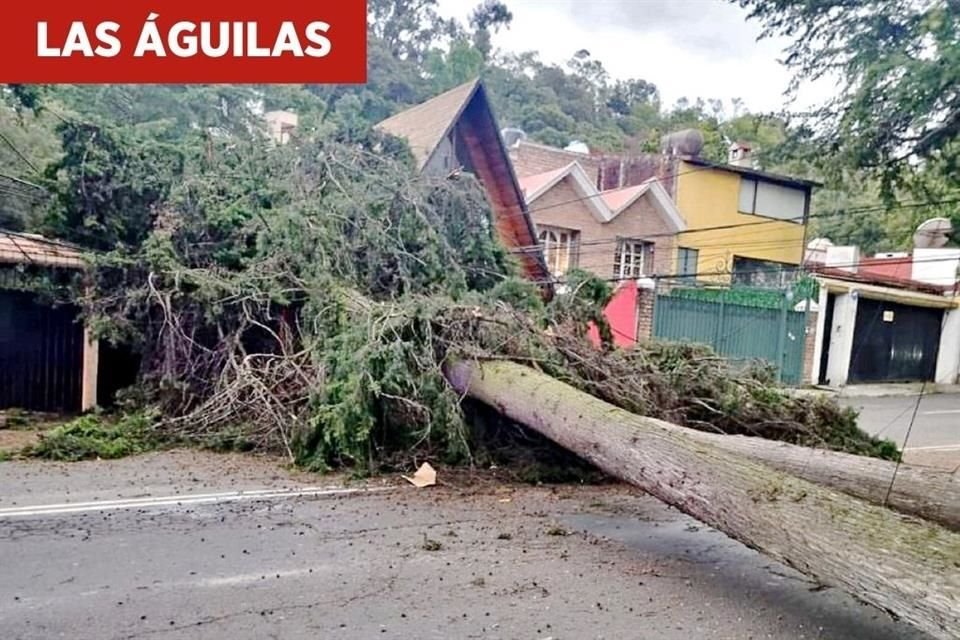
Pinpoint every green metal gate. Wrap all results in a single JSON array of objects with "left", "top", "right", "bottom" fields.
[{"left": 652, "top": 291, "right": 807, "bottom": 385}]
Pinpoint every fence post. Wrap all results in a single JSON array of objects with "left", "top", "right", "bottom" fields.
[
  {"left": 714, "top": 288, "right": 727, "bottom": 354},
  {"left": 775, "top": 289, "right": 789, "bottom": 383}
]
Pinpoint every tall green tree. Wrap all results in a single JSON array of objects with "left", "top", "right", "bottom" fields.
[{"left": 737, "top": 0, "right": 960, "bottom": 195}]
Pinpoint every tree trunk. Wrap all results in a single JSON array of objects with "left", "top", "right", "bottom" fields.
[
  {"left": 688, "top": 428, "right": 960, "bottom": 531},
  {"left": 445, "top": 360, "right": 960, "bottom": 640}
]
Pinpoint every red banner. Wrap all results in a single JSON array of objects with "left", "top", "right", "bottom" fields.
[{"left": 0, "top": 1, "right": 367, "bottom": 83}]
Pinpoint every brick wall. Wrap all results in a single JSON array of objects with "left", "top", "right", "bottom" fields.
[
  {"left": 510, "top": 141, "right": 602, "bottom": 183},
  {"left": 510, "top": 140, "right": 681, "bottom": 200},
  {"left": 636, "top": 285, "right": 656, "bottom": 341},
  {"left": 531, "top": 177, "right": 675, "bottom": 278},
  {"left": 802, "top": 309, "right": 820, "bottom": 385}
]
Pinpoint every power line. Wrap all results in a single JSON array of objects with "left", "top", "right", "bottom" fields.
[
  {"left": 0, "top": 172, "right": 46, "bottom": 192},
  {"left": 508, "top": 196, "right": 960, "bottom": 255},
  {"left": 524, "top": 253, "right": 960, "bottom": 287},
  {"left": 0, "top": 132, "right": 41, "bottom": 175}
]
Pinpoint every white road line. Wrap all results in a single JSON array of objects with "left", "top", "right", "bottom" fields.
[
  {"left": 2, "top": 486, "right": 338, "bottom": 512},
  {"left": 0, "top": 486, "right": 394, "bottom": 519},
  {"left": 198, "top": 566, "right": 323, "bottom": 588},
  {"left": 903, "top": 444, "right": 960, "bottom": 452},
  {"left": 922, "top": 409, "right": 960, "bottom": 415}
]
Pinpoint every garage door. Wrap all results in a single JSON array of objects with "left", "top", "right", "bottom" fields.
[
  {"left": 849, "top": 298, "right": 943, "bottom": 383},
  {"left": 0, "top": 290, "right": 83, "bottom": 412}
]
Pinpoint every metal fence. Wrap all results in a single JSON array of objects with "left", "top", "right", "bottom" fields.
[{"left": 652, "top": 288, "right": 807, "bottom": 385}]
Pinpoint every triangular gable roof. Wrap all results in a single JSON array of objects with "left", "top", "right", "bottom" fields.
[
  {"left": 519, "top": 162, "right": 686, "bottom": 233},
  {"left": 376, "top": 79, "right": 480, "bottom": 172},
  {"left": 601, "top": 179, "right": 687, "bottom": 233},
  {"left": 519, "top": 162, "right": 610, "bottom": 223},
  {"left": 375, "top": 80, "right": 551, "bottom": 288},
  {"left": 517, "top": 165, "right": 569, "bottom": 200}
]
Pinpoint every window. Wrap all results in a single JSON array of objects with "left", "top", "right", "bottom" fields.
[
  {"left": 613, "top": 239, "right": 653, "bottom": 279},
  {"left": 538, "top": 226, "right": 579, "bottom": 276},
  {"left": 732, "top": 256, "right": 798, "bottom": 288},
  {"left": 676, "top": 247, "right": 699, "bottom": 282},
  {"left": 738, "top": 178, "right": 807, "bottom": 223}
]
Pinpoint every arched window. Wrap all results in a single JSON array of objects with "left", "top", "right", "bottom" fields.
[{"left": 538, "top": 227, "right": 577, "bottom": 276}]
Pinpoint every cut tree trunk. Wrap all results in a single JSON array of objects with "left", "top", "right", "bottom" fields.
[
  {"left": 445, "top": 358, "right": 960, "bottom": 530},
  {"left": 445, "top": 360, "right": 960, "bottom": 640},
  {"left": 690, "top": 428, "right": 960, "bottom": 531}
]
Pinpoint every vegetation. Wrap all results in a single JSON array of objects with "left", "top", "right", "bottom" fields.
[
  {"left": 2, "top": 1, "right": 956, "bottom": 252},
  {"left": 738, "top": 0, "right": 960, "bottom": 251},
  {"left": 0, "top": 1, "right": 942, "bottom": 470},
  {"left": 28, "top": 412, "right": 158, "bottom": 462}
]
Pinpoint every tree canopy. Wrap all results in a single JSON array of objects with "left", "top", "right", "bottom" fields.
[{"left": 1, "top": 0, "right": 956, "bottom": 252}]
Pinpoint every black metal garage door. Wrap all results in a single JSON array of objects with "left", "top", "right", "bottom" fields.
[
  {"left": 849, "top": 298, "right": 943, "bottom": 383},
  {"left": 0, "top": 290, "right": 83, "bottom": 412}
]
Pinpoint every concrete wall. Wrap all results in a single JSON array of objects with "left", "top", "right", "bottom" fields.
[
  {"left": 531, "top": 176, "right": 676, "bottom": 278},
  {"left": 810, "top": 286, "right": 829, "bottom": 385},
  {"left": 936, "top": 307, "right": 960, "bottom": 384},
  {"left": 913, "top": 248, "right": 960, "bottom": 287},
  {"left": 81, "top": 326, "right": 99, "bottom": 411},
  {"left": 824, "top": 291, "right": 858, "bottom": 386}
]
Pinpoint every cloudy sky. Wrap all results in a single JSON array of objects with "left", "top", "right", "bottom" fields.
[{"left": 435, "top": 0, "right": 833, "bottom": 114}]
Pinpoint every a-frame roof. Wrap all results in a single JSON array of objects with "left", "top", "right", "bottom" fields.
[
  {"left": 376, "top": 80, "right": 481, "bottom": 172},
  {"left": 376, "top": 80, "right": 552, "bottom": 288}
]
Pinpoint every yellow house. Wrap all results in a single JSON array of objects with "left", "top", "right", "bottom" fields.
[{"left": 671, "top": 146, "right": 819, "bottom": 286}]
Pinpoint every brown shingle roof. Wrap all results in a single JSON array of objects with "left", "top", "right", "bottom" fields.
[{"left": 376, "top": 79, "right": 481, "bottom": 171}]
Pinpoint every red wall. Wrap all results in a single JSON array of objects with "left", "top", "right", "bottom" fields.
[{"left": 588, "top": 280, "right": 639, "bottom": 347}]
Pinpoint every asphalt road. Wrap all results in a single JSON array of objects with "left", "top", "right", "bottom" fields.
[
  {"left": 0, "top": 451, "right": 931, "bottom": 640},
  {"left": 840, "top": 393, "right": 960, "bottom": 468}
]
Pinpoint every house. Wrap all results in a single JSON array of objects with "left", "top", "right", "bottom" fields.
[
  {"left": 263, "top": 110, "right": 298, "bottom": 145},
  {"left": 375, "top": 80, "right": 551, "bottom": 286},
  {"left": 807, "top": 244, "right": 960, "bottom": 385},
  {"left": 0, "top": 230, "right": 98, "bottom": 413},
  {"left": 673, "top": 144, "right": 818, "bottom": 287},
  {"left": 516, "top": 161, "right": 686, "bottom": 280},
  {"left": 508, "top": 137, "right": 818, "bottom": 286}
]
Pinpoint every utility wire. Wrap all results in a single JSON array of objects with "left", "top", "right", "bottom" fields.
[
  {"left": 508, "top": 196, "right": 960, "bottom": 254},
  {"left": 0, "top": 132, "right": 41, "bottom": 175},
  {"left": 524, "top": 253, "right": 960, "bottom": 287},
  {"left": 0, "top": 172, "right": 46, "bottom": 192}
]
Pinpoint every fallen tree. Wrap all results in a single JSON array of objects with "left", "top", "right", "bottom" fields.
[
  {"left": 58, "top": 126, "right": 960, "bottom": 640},
  {"left": 445, "top": 359, "right": 960, "bottom": 640}
]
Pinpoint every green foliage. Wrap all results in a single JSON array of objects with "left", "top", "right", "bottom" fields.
[
  {"left": 739, "top": 0, "right": 960, "bottom": 195},
  {"left": 43, "top": 120, "right": 185, "bottom": 250},
  {"left": 669, "top": 277, "right": 819, "bottom": 310},
  {"left": 28, "top": 412, "right": 158, "bottom": 462}
]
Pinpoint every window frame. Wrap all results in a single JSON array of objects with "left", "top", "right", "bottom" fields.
[
  {"left": 537, "top": 225, "right": 579, "bottom": 277},
  {"left": 613, "top": 238, "right": 654, "bottom": 280},
  {"left": 676, "top": 246, "right": 699, "bottom": 282},
  {"left": 737, "top": 177, "right": 807, "bottom": 224}
]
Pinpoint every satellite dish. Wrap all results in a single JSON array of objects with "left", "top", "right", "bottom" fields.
[
  {"left": 913, "top": 217, "right": 953, "bottom": 248},
  {"left": 500, "top": 128, "right": 527, "bottom": 147}
]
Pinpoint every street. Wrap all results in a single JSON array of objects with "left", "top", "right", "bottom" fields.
[
  {"left": 841, "top": 393, "right": 960, "bottom": 469},
  {"left": 0, "top": 451, "right": 930, "bottom": 640}
]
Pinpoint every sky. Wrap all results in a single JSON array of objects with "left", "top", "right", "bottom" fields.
[{"left": 435, "top": 0, "right": 833, "bottom": 115}]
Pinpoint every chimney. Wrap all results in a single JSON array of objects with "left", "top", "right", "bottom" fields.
[{"left": 728, "top": 141, "right": 752, "bottom": 167}]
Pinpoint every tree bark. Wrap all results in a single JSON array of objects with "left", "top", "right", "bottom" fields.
[
  {"left": 445, "top": 360, "right": 960, "bottom": 640},
  {"left": 689, "top": 428, "right": 960, "bottom": 531}
]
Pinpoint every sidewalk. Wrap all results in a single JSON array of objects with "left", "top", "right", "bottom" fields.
[{"left": 790, "top": 383, "right": 960, "bottom": 399}]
